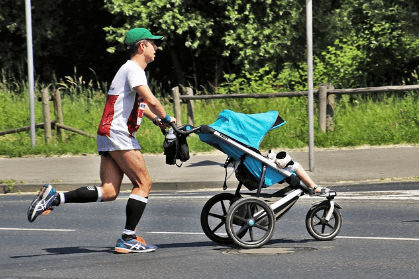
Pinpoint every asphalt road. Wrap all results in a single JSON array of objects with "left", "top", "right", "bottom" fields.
[{"left": 1, "top": 184, "right": 419, "bottom": 279}]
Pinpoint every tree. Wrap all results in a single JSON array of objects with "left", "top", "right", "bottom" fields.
[
  {"left": 2, "top": 0, "right": 418, "bottom": 93},
  {"left": 0, "top": 0, "right": 122, "bottom": 88},
  {"left": 318, "top": 0, "right": 419, "bottom": 87},
  {"left": 104, "top": 0, "right": 310, "bottom": 92}
]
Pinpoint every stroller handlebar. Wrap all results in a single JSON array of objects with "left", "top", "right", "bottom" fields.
[{"left": 169, "top": 122, "right": 202, "bottom": 135}]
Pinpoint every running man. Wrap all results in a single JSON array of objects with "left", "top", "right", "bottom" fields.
[{"left": 27, "top": 28, "right": 175, "bottom": 253}]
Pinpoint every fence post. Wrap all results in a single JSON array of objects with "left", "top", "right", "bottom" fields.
[
  {"left": 318, "top": 85, "right": 327, "bottom": 132},
  {"left": 186, "top": 87, "right": 195, "bottom": 126},
  {"left": 326, "top": 84, "right": 334, "bottom": 132},
  {"left": 41, "top": 87, "right": 52, "bottom": 144},
  {"left": 172, "top": 86, "right": 182, "bottom": 125},
  {"left": 53, "top": 89, "right": 65, "bottom": 141}
]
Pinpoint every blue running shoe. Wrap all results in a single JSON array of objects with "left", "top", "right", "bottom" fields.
[
  {"left": 27, "top": 184, "right": 58, "bottom": 222},
  {"left": 115, "top": 237, "right": 157, "bottom": 254}
]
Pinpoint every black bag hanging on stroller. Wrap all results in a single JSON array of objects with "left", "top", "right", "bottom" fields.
[{"left": 163, "top": 127, "right": 190, "bottom": 166}]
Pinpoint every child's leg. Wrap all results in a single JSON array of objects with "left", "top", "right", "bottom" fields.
[
  {"left": 294, "top": 163, "right": 329, "bottom": 194},
  {"left": 294, "top": 164, "right": 316, "bottom": 188}
]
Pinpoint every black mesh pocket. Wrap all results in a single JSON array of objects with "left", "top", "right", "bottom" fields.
[
  {"left": 176, "top": 135, "right": 190, "bottom": 162},
  {"left": 235, "top": 163, "right": 260, "bottom": 190}
]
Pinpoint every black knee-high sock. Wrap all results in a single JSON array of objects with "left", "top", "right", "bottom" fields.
[
  {"left": 59, "top": 186, "right": 102, "bottom": 204},
  {"left": 123, "top": 194, "right": 148, "bottom": 239}
]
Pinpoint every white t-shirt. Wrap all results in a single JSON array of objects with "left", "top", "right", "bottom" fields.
[{"left": 97, "top": 60, "right": 148, "bottom": 151}]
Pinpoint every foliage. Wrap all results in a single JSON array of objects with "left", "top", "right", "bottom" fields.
[
  {"left": 215, "top": 67, "right": 280, "bottom": 94},
  {"left": 336, "top": 0, "right": 419, "bottom": 86},
  {"left": 0, "top": 179, "right": 16, "bottom": 192},
  {"left": 313, "top": 37, "right": 367, "bottom": 88},
  {"left": 103, "top": 0, "right": 312, "bottom": 91},
  {"left": 2, "top": 0, "right": 419, "bottom": 92}
]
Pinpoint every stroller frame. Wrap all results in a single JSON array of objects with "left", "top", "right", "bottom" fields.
[{"left": 168, "top": 111, "right": 342, "bottom": 249}]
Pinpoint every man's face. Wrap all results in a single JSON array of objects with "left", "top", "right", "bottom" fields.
[{"left": 143, "top": 40, "right": 158, "bottom": 64}]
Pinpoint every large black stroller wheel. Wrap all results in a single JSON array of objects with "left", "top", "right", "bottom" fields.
[
  {"left": 305, "top": 204, "right": 342, "bottom": 241},
  {"left": 226, "top": 197, "right": 275, "bottom": 249},
  {"left": 201, "top": 193, "right": 242, "bottom": 244}
]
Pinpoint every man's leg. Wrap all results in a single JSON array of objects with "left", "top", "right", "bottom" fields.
[
  {"left": 27, "top": 154, "right": 124, "bottom": 222},
  {"left": 56, "top": 154, "right": 124, "bottom": 205},
  {"left": 109, "top": 149, "right": 152, "bottom": 198},
  {"left": 109, "top": 150, "right": 157, "bottom": 253}
]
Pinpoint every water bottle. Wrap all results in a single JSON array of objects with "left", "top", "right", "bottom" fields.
[
  {"left": 164, "top": 128, "right": 177, "bottom": 165},
  {"left": 165, "top": 128, "right": 176, "bottom": 142}
]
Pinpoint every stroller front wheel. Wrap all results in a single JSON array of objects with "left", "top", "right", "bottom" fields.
[
  {"left": 305, "top": 203, "right": 342, "bottom": 241},
  {"left": 226, "top": 197, "right": 275, "bottom": 249}
]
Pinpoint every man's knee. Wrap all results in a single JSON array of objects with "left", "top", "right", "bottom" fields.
[
  {"left": 134, "top": 179, "right": 152, "bottom": 193},
  {"left": 100, "top": 185, "right": 120, "bottom": 201}
]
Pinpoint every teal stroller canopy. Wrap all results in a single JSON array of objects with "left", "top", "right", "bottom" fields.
[
  {"left": 205, "top": 110, "right": 285, "bottom": 149},
  {"left": 198, "top": 110, "right": 287, "bottom": 187}
]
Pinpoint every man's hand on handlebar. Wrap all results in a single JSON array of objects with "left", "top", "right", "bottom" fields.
[{"left": 155, "top": 117, "right": 177, "bottom": 129}]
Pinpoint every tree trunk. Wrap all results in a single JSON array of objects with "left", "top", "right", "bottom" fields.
[{"left": 169, "top": 48, "right": 187, "bottom": 87}]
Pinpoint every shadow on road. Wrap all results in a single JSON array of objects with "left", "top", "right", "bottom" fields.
[
  {"left": 186, "top": 160, "right": 223, "bottom": 168},
  {"left": 10, "top": 246, "right": 112, "bottom": 258}
]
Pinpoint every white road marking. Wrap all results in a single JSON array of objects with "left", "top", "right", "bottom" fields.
[
  {"left": 337, "top": 236, "right": 419, "bottom": 241},
  {"left": 145, "top": 231, "right": 205, "bottom": 235},
  {"left": 0, "top": 228, "right": 75, "bottom": 232},
  {"left": 330, "top": 190, "right": 419, "bottom": 200}
]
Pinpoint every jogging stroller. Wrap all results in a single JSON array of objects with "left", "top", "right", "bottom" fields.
[{"left": 166, "top": 110, "right": 342, "bottom": 249}]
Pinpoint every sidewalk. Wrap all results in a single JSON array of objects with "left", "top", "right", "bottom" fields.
[{"left": 0, "top": 145, "right": 418, "bottom": 193}]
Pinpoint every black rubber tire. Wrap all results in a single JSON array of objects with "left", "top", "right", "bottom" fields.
[
  {"left": 305, "top": 204, "right": 342, "bottom": 241},
  {"left": 200, "top": 193, "right": 240, "bottom": 244},
  {"left": 226, "top": 197, "right": 275, "bottom": 249}
]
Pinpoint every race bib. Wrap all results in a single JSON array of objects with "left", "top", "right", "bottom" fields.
[{"left": 137, "top": 99, "right": 147, "bottom": 126}]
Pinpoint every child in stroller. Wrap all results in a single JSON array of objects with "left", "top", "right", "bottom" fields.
[{"left": 267, "top": 149, "right": 329, "bottom": 196}]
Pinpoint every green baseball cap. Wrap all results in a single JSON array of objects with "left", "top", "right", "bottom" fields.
[{"left": 124, "top": 28, "right": 163, "bottom": 48}]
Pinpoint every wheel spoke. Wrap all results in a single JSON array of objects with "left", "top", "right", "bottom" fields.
[
  {"left": 325, "top": 222, "right": 334, "bottom": 229},
  {"left": 246, "top": 204, "right": 253, "bottom": 219},
  {"left": 321, "top": 224, "right": 326, "bottom": 234},
  {"left": 236, "top": 225, "right": 249, "bottom": 237},
  {"left": 313, "top": 213, "right": 322, "bottom": 221},
  {"left": 221, "top": 200, "right": 227, "bottom": 215},
  {"left": 211, "top": 220, "right": 226, "bottom": 234},
  {"left": 208, "top": 212, "right": 223, "bottom": 219},
  {"left": 312, "top": 220, "right": 321, "bottom": 227},
  {"left": 254, "top": 223, "right": 268, "bottom": 231},
  {"left": 249, "top": 227, "right": 254, "bottom": 241},
  {"left": 233, "top": 215, "right": 247, "bottom": 224}
]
